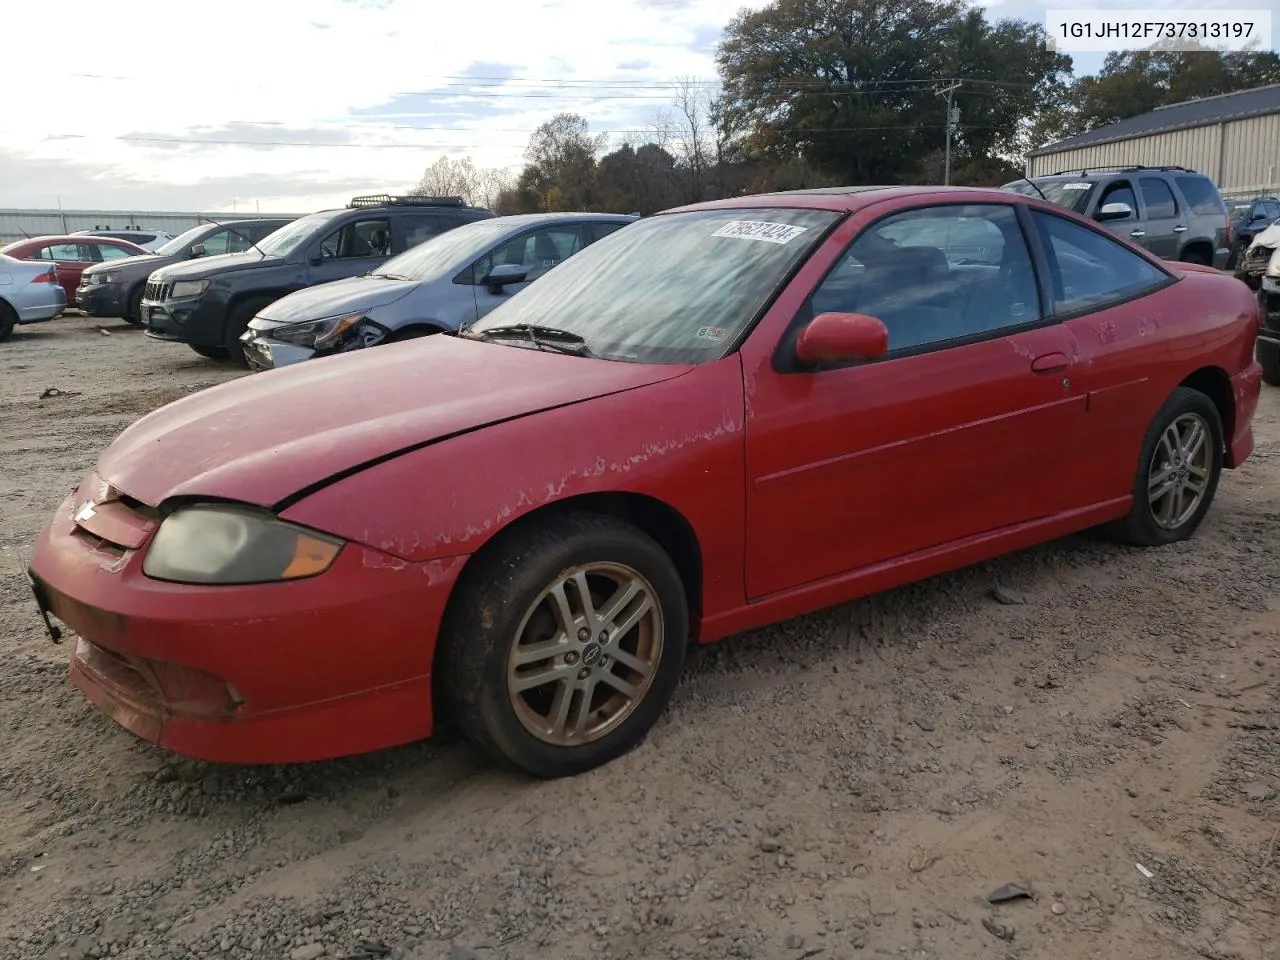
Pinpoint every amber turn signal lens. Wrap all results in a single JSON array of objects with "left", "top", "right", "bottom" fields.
[{"left": 282, "top": 534, "right": 343, "bottom": 579}]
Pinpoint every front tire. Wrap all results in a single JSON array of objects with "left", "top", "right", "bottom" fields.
[
  {"left": 436, "top": 511, "right": 688, "bottom": 778},
  {"left": 189, "top": 343, "right": 230, "bottom": 360},
  {"left": 1105, "top": 387, "right": 1223, "bottom": 546},
  {"left": 124, "top": 284, "right": 145, "bottom": 326},
  {"left": 224, "top": 299, "right": 272, "bottom": 367},
  {"left": 0, "top": 302, "right": 15, "bottom": 343}
]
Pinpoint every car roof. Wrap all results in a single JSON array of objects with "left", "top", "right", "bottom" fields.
[
  {"left": 5, "top": 234, "right": 144, "bottom": 246},
  {"left": 666, "top": 185, "right": 1031, "bottom": 215},
  {"left": 483, "top": 212, "right": 639, "bottom": 227}
]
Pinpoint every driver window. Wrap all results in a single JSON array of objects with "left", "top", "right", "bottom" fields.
[
  {"left": 1096, "top": 180, "right": 1137, "bottom": 219},
  {"left": 470, "top": 225, "right": 585, "bottom": 284},
  {"left": 807, "top": 204, "right": 1041, "bottom": 353},
  {"left": 318, "top": 218, "right": 392, "bottom": 260},
  {"left": 201, "top": 231, "right": 231, "bottom": 256}
]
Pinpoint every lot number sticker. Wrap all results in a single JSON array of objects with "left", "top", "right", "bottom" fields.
[{"left": 711, "top": 220, "right": 808, "bottom": 244}]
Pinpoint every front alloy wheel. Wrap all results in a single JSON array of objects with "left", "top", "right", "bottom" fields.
[
  {"left": 508, "top": 562, "right": 664, "bottom": 746},
  {"left": 437, "top": 511, "right": 687, "bottom": 778}
]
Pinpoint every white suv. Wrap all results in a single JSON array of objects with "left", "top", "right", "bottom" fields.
[{"left": 73, "top": 228, "right": 174, "bottom": 253}]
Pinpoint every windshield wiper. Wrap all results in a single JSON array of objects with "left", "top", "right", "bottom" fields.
[
  {"left": 371, "top": 272, "right": 412, "bottom": 280},
  {"left": 468, "top": 323, "right": 593, "bottom": 356}
]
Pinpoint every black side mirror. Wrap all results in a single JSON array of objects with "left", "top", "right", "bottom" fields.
[
  {"left": 189, "top": 243, "right": 206, "bottom": 258},
  {"left": 309, "top": 252, "right": 325, "bottom": 266},
  {"left": 485, "top": 262, "right": 528, "bottom": 294}
]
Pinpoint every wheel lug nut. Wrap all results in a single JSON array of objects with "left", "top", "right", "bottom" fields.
[
  {"left": 578, "top": 667, "right": 590, "bottom": 681},
  {"left": 565, "top": 652, "right": 579, "bottom": 665},
  {"left": 577, "top": 628, "right": 591, "bottom": 642},
  {"left": 599, "top": 631, "right": 610, "bottom": 645}
]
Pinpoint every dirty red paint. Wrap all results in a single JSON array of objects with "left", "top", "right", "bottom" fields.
[
  {"left": 27, "top": 187, "right": 1264, "bottom": 764},
  {"left": 0, "top": 235, "right": 148, "bottom": 306}
]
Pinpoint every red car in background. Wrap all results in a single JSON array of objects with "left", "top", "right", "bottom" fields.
[
  {"left": 0, "top": 235, "right": 147, "bottom": 306},
  {"left": 26, "top": 186, "right": 1263, "bottom": 779}
]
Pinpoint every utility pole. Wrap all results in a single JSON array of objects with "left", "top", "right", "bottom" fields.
[{"left": 935, "top": 81, "right": 961, "bottom": 186}]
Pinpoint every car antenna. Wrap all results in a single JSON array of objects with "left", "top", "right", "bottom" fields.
[
  {"left": 1018, "top": 177, "right": 1049, "bottom": 203},
  {"left": 198, "top": 215, "right": 269, "bottom": 258}
]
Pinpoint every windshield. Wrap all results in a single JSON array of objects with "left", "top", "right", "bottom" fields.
[
  {"left": 256, "top": 211, "right": 342, "bottom": 258},
  {"left": 1003, "top": 178, "right": 1095, "bottom": 213},
  {"left": 468, "top": 207, "right": 839, "bottom": 364},
  {"left": 155, "top": 225, "right": 211, "bottom": 256},
  {"left": 374, "top": 218, "right": 517, "bottom": 280}
]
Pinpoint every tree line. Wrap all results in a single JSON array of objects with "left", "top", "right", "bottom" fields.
[{"left": 412, "top": 0, "right": 1280, "bottom": 215}]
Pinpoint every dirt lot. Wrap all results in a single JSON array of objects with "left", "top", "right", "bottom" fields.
[{"left": 1, "top": 313, "right": 1277, "bottom": 960}]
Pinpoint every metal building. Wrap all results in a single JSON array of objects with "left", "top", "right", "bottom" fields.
[
  {"left": 1027, "top": 84, "right": 1280, "bottom": 201},
  {"left": 0, "top": 208, "right": 306, "bottom": 245}
]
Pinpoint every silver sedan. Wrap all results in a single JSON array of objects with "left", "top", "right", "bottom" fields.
[{"left": 0, "top": 254, "right": 67, "bottom": 342}]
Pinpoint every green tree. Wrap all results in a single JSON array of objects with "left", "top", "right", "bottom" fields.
[
  {"left": 1072, "top": 45, "right": 1280, "bottom": 129},
  {"left": 716, "top": 0, "right": 1069, "bottom": 184},
  {"left": 518, "top": 113, "right": 608, "bottom": 211}
]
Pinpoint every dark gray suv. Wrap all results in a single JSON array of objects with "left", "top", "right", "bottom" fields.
[{"left": 1004, "top": 165, "right": 1231, "bottom": 269}]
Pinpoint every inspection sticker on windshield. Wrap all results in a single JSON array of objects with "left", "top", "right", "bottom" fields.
[
  {"left": 695, "top": 326, "right": 727, "bottom": 342},
  {"left": 712, "top": 220, "right": 808, "bottom": 244}
]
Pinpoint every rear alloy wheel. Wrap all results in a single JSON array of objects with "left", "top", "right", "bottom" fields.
[
  {"left": 124, "top": 285, "right": 145, "bottom": 326},
  {"left": 437, "top": 512, "right": 687, "bottom": 778},
  {"left": 1105, "top": 387, "right": 1223, "bottom": 546}
]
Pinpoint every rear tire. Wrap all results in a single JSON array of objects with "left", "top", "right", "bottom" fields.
[
  {"left": 1180, "top": 249, "right": 1210, "bottom": 267},
  {"left": 436, "top": 511, "right": 688, "bottom": 778},
  {"left": 1227, "top": 239, "right": 1247, "bottom": 272},
  {"left": 1104, "top": 387, "right": 1223, "bottom": 547},
  {"left": 0, "top": 302, "right": 16, "bottom": 343},
  {"left": 189, "top": 343, "right": 230, "bottom": 361},
  {"left": 1259, "top": 339, "right": 1280, "bottom": 387},
  {"left": 124, "top": 285, "right": 144, "bottom": 326}
]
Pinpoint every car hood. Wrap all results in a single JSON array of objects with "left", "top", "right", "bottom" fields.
[
  {"left": 1249, "top": 222, "right": 1280, "bottom": 252},
  {"left": 97, "top": 335, "right": 691, "bottom": 510},
  {"left": 82, "top": 253, "right": 174, "bottom": 278},
  {"left": 151, "top": 250, "right": 270, "bottom": 282},
  {"left": 256, "top": 275, "right": 418, "bottom": 324}
]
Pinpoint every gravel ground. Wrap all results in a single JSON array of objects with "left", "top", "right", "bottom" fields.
[{"left": 1, "top": 313, "right": 1277, "bottom": 960}]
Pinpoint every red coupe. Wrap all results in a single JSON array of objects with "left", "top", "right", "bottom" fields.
[
  {"left": 27, "top": 186, "right": 1263, "bottom": 778},
  {"left": 0, "top": 235, "right": 147, "bottom": 306}
]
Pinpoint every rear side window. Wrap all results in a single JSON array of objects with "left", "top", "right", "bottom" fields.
[
  {"left": 1175, "top": 176, "right": 1227, "bottom": 216},
  {"left": 1139, "top": 178, "right": 1178, "bottom": 218},
  {"left": 1032, "top": 210, "right": 1170, "bottom": 313},
  {"left": 591, "top": 221, "right": 628, "bottom": 242}
]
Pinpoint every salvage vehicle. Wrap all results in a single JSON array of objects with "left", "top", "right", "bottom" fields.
[
  {"left": 78, "top": 219, "right": 294, "bottom": 325},
  {"left": 1226, "top": 196, "right": 1280, "bottom": 269},
  {"left": 241, "top": 212, "right": 635, "bottom": 370},
  {"left": 140, "top": 195, "right": 494, "bottom": 365},
  {"left": 0, "top": 254, "right": 66, "bottom": 341},
  {"left": 0, "top": 235, "right": 147, "bottom": 306},
  {"left": 27, "top": 185, "right": 1263, "bottom": 778}
]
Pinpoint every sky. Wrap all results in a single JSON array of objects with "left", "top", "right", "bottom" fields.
[{"left": 1, "top": 0, "right": 1275, "bottom": 213}]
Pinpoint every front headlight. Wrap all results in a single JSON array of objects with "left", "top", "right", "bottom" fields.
[
  {"left": 103, "top": 271, "right": 122, "bottom": 284},
  {"left": 142, "top": 505, "right": 343, "bottom": 585},
  {"left": 170, "top": 279, "right": 210, "bottom": 298},
  {"left": 82, "top": 273, "right": 104, "bottom": 286},
  {"left": 1267, "top": 249, "right": 1280, "bottom": 278},
  {"left": 270, "top": 311, "right": 365, "bottom": 350}
]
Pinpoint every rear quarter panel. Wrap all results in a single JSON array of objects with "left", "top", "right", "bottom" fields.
[
  {"left": 281, "top": 358, "right": 749, "bottom": 625},
  {"left": 1071, "top": 266, "right": 1261, "bottom": 502}
]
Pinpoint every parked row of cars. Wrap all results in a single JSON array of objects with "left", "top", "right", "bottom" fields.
[{"left": 25, "top": 181, "right": 1266, "bottom": 778}]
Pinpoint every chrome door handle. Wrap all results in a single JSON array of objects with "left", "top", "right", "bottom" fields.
[
  {"left": 1130, "top": 230, "right": 1146, "bottom": 238},
  {"left": 1173, "top": 225, "right": 1188, "bottom": 232}
]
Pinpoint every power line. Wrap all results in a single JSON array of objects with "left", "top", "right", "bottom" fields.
[{"left": 44, "top": 123, "right": 1013, "bottom": 150}]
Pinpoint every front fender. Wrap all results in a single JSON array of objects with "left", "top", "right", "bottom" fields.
[{"left": 280, "top": 357, "right": 750, "bottom": 619}]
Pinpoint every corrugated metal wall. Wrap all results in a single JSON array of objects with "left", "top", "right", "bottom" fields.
[
  {"left": 1029, "top": 115, "right": 1280, "bottom": 198},
  {"left": 0, "top": 209, "right": 306, "bottom": 245}
]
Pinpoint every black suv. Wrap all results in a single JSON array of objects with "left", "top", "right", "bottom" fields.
[
  {"left": 141, "top": 195, "right": 494, "bottom": 363},
  {"left": 1003, "top": 165, "right": 1230, "bottom": 269}
]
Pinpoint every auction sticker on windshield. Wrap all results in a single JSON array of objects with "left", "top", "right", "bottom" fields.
[
  {"left": 711, "top": 220, "right": 808, "bottom": 244},
  {"left": 1062, "top": 182, "right": 1091, "bottom": 190}
]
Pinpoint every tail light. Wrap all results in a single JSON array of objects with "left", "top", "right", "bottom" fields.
[{"left": 30, "top": 267, "right": 57, "bottom": 285}]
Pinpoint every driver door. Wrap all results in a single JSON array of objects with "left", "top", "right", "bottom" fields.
[
  {"left": 742, "top": 202, "right": 1089, "bottom": 599},
  {"left": 306, "top": 216, "right": 392, "bottom": 285}
]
